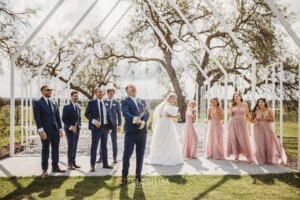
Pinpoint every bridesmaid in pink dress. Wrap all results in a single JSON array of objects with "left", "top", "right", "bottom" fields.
[
  {"left": 251, "top": 98, "right": 287, "bottom": 165},
  {"left": 182, "top": 100, "right": 198, "bottom": 159},
  {"left": 205, "top": 98, "right": 225, "bottom": 160},
  {"left": 227, "top": 93, "right": 254, "bottom": 163}
]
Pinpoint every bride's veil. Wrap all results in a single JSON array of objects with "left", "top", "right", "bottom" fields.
[{"left": 152, "top": 99, "right": 167, "bottom": 133}]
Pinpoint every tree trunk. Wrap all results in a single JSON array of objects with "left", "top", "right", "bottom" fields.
[{"left": 163, "top": 50, "right": 187, "bottom": 122}]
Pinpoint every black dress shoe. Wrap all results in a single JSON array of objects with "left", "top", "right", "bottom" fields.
[
  {"left": 103, "top": 164, "right": 113, "bottom": 169},
  {"left": 41, "top": 170, "right": 48, "bottom": 176},
  {"left": 52, "top": 168, "right": 66, "bottom": 173},
  {"left": 113, "top": 158, "right": 118, "bottom": 163},
  {"left": 96, "top": 159, "right": 102, "bottom": 163},
  {"left": 136, "top": 176, "right": 144, "bottom": 183},
  {"left": 120, "top": 177, "right": 128, "bottom": 186},
  {"left": 90, "top": 166, "right": 95, "bottom": 172},
  {"left": 73, "top": 164, "right": 81, "bottom": 168}
]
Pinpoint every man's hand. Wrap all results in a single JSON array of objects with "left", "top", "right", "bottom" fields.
[
  {"left": 138, "top": 121, "right": 145, "bottom": 129},
  {"left": 117, "top": 126, "right": 122, "bottom": 133},
  {"left": 70, "top": 126, "right": 77, "bottom": 133},
  {"left": 92, "top": 119, "right": 101, "bottom": 128},
  {"left": 133, "top": 117, "right": 142, "bottom": 124},
  {"left": 59, "top": 130, "right": 64, "bottom": 138},
  {"left": 40, "top": 131, "right": 47, "bottom": 140}
]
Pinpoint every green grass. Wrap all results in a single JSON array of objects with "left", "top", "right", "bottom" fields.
[{"left": 0, "top": 174, "right": 299, "bottom": 199}]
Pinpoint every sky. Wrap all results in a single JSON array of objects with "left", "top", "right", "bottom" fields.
[{"left": 0, "top": 0, "right": 300, "bottom": 100}]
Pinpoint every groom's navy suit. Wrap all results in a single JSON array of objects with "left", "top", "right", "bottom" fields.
[
  {"left": 121, "top": 96, "right": 149, "bottom": 178},
  {"left": 33, "top": 97, "right": 62, "bottom": 170},
  {"left": 85, "top": 99, "right": 112, "bottom": 167}
]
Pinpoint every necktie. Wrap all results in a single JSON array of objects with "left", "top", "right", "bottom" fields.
[
  {"left": 74, "top": 104, "right": 78, "bottom": 116},
  {"left": 48, "top": 99, "right": 52, "bottom": 114},
  {"left": 74, "top": 104, "right": 79, "bottom": 126},
  {"left": 100, "top": 101, "right": 104, "bottom": 124}
]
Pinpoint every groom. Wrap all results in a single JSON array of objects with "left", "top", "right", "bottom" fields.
[{"left": 120, "top": 84, "right": 149, "bottom": 186}]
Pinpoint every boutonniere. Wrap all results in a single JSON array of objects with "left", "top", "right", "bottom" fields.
[
  {"left": 105, "top": 103, "right": 109, "bottom": 106},
  {"left": 112, "top": 104, "right": 116, "bottom": 107},
  {"left": 136, "top": 98, "right": 142, "bottom": 105},
  {"left": 51, "top": 100, "right": 57, "bottom": 106}
]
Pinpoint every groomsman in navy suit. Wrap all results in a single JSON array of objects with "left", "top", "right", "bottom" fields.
[
  {"left": 85, "top": 87, "right": 113, "bottom": 172},
  {"left": 120, "top": 84, "right": 149, "bottom": 186},
  {"left": 62, "top": 91, "right": 81, "bottom": 170},
  {"left": 33, "top": 85, "right": 66, "bottom": 176},
  {"left": 97, "top": 87, "right": 122, "bottom": 164}
]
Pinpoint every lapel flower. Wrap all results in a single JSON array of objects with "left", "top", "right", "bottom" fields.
[
  {"left": 112, "top": 104, "right": 116, "bottom": 107},
  {"left": 105, "top": 102, "right": 109, "bottom": 107}
]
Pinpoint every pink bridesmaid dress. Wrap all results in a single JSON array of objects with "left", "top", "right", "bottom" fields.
[
  {"left": 205, "top": 108, "right": 225, "bottom": 159},
  {"left": 227, "top": 105, "right": 254, "bottom": 162},
  {"left": 182, "top": 109, "right": 198, "bottom": 158},
  {"left": 253, "top": 110, "right": 287, "bottom": 165}
]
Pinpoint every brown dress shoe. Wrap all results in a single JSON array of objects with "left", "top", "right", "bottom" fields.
[
  {"left": 136, "top": 176, "right": 144, "bottom": 183},
  {"left": 68, "top": 165, "right": 75, "bottom": 170},
  {"left": 103, "top": 164, "right": 113, "bottom": 169},
  {"left": 41, "top": 170, "right": 48, "bottom": 176},
  {"left": 52, "top": 167, "right": 66, "bottom": 173},
  {"left": 90, "top": 166, "right": 95, "bottom": 172},
  {"left": 73, "top": 164, "right": 81, "bottom": 168},
  {"left": 120, "top": 177, "right": 128, "bottom": 186},
  {"left": 96, "top": 159, "right": 102, "bottom": 163}
]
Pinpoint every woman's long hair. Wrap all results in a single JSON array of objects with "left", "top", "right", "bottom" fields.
[
  {"left": 251, "top": 98, "right": 268, "bottom": 119},
  {"left": 231, "top": 92, "right": 243, "bottom": 107}
]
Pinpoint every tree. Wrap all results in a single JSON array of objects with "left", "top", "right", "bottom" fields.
[
  {"left": 192, "top": 0, "right": 298, "bottom": 102},
  {"left": 95, "top": 0, "right": 214, "bottom": 122},
  {"left": 0, "top": 1, "right": 34, "bottom": 74},
  {"left": 15, "top": 31, "right": 120, "bottom": 100},
  {"left": 95, "top": 0, "right": 298, "bottom": 121}
]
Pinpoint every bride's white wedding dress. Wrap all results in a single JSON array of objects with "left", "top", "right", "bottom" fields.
[{"left": 146, "top": 103, "right": 184, "bottom": 166}]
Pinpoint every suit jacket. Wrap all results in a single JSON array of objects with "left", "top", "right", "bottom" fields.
[
  {"left": 33, "top": 97, "right": 62, "bottom": 137},
  {"left": 122, "top": 97, "right": 149, "bottom": 134},
  {"left": 84, "top": 99, "right": 112, "bottom": 130},
  {"left": 107, "top": 99, "right": 122, "bottom": 128},
  {"left": 62, "top": 102, "right": 81, "bottom": 131}
]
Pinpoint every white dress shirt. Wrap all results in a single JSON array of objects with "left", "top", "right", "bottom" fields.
[
  {"left": 97, "top": 99, "right": 108, "bottom": 124},
  {"left": 130, "top": 96, "right": 139, "bottom": 111}
]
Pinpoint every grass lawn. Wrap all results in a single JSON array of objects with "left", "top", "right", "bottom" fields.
[{"left": 0, "top": 174, "right": 299, "bottom": 200}]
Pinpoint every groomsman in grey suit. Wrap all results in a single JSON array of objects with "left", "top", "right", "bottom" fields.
[{"left": 97, "top": 87, "right": 122, "bottom": 163}]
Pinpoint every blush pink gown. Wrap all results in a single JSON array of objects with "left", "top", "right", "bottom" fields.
[
  {"left": 182, "top": 109, "right": 198, "bottom": 158},
  {"left": 227, "top": 105, "right": 254, "bottom": 162},
  {"left": 253, "top": 110, "right": 287, "bottom": 165},
  {"left": 205, "top": 108, "right": 225, "bottom": 159}
]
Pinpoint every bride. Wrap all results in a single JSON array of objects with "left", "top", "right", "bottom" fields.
[{"left": 146, "top": 93, "right": 184, "bottom": 166}]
